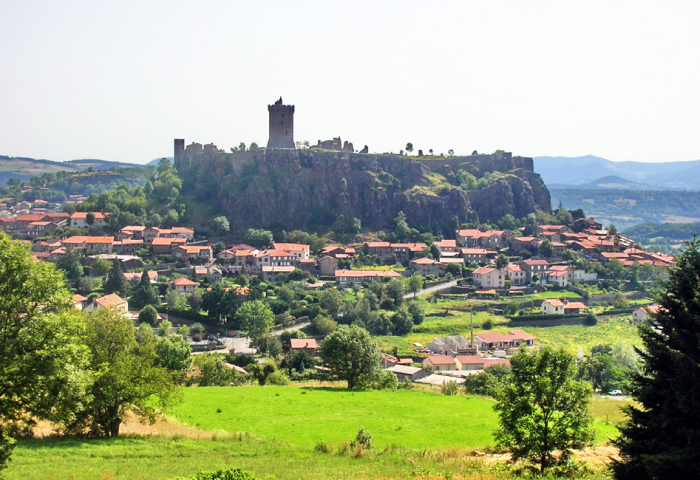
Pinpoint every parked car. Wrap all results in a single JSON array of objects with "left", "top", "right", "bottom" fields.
[{"left": 608, "top": 389, "right": 623, "bottom": 396}]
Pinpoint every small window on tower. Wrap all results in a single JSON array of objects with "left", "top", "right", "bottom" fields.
[
  {"left": 281, "top": 121, "right": 283, "bottom": 125},
  {"left": 286, "top": 130, "right": 288, "bottom": 135}
]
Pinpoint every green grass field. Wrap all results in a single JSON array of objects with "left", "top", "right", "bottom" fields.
[{"left": 5, "top": 387, "right": 626, "bottom": 480}]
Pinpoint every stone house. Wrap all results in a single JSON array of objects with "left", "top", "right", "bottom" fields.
[
  {"left": 272, "top": 243, "right": 310, "bottom": 260},
  {"left": 461, "top": 248, "right": 488, "bottom": 264},
  {"left": 171, "top": 277, "right": 198, "bottom": 294},
  {"left": 541, "top": 299, "right": 586, "bottom": 315},
  {"left": 409, "top": 257, "right": 446, "bottom": 277},
  {"left": 319, "top": 255, "right": 340, "bottom": 276},
  {"left": 69, "top": 212, "right": 108, "bottom": 229},
  {"left": 334, "top": 269, "right": 401, "bottom": 287},
  {"left": 262, "top": 265, "right": 295, "bottom": 283}
]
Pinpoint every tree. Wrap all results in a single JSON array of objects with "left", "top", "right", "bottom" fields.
[
  {"left": 319, "top": 288, "right": 345, "bottom": 320},
  {"left": 395, "top": 211, "right": 409, "bottom": 241},
  {"left": 236, "top": 300, "right": 274, "bottom": 343},
  {"left": 86, "top": 211, "right": 96, "bottom": 227},
  {"left": 609, "top": 223, "right": 617, "bottom": 236},
  {"left": 448, "top": 149, "right": 454, "bottom": 156},
  {"left": 385, "top": 278, "right": 405, "bottom": 305},
  {"left": 155, "top": 334, "right": 192, "bottom": 374},
  {"left": 130, "top": 269, "right": 159, "bottom": 309},
  {"left": 407, "top": 273, "right": 424, "bottom": 297},
  {"left": 56, "top": 247, "right": 84, "bottom": 281},
  {"left": 0, "top": 233, "right": 90, "bottom": 470},
  {"left": 103, "top": 260, "right": 130, "bottom": 297},
  {"left": 138, "top": 305, "right": 158, "bottom": 325},
  {"left": 496, "top": 254, "right": 509, "bottom": 269},
  {"left": 91, "top": 257, "right": 112, "bottom": 276},
  {"left": 212, "top": 216, "right": 230, "bottom": 235},
  {"left": 405, "top": 143, "right": 414, "bottom": 155},
  {"left": 613, "top": 237, "right": 700, "bottom": 479},
  {"left": 67, "top": 308, "right": 179, "bottom": 438},
  {"left": 321, "top": 325, "right": 381, "bottom": 389},
  {"left": 494, "top": 346, "right": 595, "bottom": 473},
  {"left": 562, "top": 249, "right": 575, "bottom": 264},
  {"left": 243, "top": 228, "right": 274, "bottom": 248},
  {"left": 390, "top": 307, "right": 414, "bottom": 335},
  {"left": 539, "top": 240, "right": 554, "bottom": 258}
]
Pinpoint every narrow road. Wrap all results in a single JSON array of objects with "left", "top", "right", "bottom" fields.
[
  {"left": 404, "top": 280, "right": 459, "bottom": 299},
  {"left": 271, "top": 322, "right": 311, "bottom": 336}
]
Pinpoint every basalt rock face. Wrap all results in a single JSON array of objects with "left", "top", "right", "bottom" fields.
[{"left": 179, "top": 149, "right": 551, "bottom": 230}]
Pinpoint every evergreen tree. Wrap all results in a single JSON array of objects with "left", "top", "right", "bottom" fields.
[
  {"left": 103, "top": 260, "right": 130, "bottom": 297},
  {"left": 613, "top": 237, "right": 700, "bottom": 479},
  {"left": 130, "top": 269, "right": 159, "bottom": 309}
]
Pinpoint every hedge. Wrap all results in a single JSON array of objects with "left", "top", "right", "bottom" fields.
[
  {"left": 155, "top": 306, "right": 210, "bottom": 324},
  {"left": 507, "top": 313, "right": 583, "bottom": 322}
]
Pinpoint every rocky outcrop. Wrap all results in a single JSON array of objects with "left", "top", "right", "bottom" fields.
[{"left": 179, "top": 148, "right": 551, "bottom": 230}]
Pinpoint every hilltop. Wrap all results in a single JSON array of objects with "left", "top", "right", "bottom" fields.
[{"left": 176, "top": 147, "right": 551, "bottom": 233}]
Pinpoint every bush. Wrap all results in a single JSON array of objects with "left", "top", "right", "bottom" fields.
[
  {"left": 482, "top": 319, "right": 495, "bottom": 330},
  {"left": 372, "top": 370, "right": 398, "bottom": 390},
  {"left": 172, "top": 467, "right": 260, "bottom": 480},
  {"left": 314, "top": 441, "right": 332, "bottom": 454},
  {"left": 265, "top": 370, "right": 290, "bottom": 386},
  {"left": 138, "top": 305, "right": 158, "bottom": 325},
  {"left": 441, "top": 380, "right": 460, "bottom": 396},
  {"left": 353, "top": 427, "right": 372, "bottom": 450},
  {"left": 584, "top": 313, "right": 599, "bottom": 326},
  {"left": 463, "top": 371, "right": 499, "bottom": 396}
]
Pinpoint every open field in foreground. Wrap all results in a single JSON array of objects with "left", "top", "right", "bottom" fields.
[{"left": 6, "top": 387, "right": 628, "bottom": 480}]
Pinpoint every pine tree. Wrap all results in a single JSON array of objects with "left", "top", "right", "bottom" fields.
[
  {"left": 130, "top": 269, "right": 159, "bottom": 309},
  {"left": 103, "top": 260, "right": 130, "bottom": 297},
  {"left": 613, "top": 237, "right": 700, "bottom": 479}
]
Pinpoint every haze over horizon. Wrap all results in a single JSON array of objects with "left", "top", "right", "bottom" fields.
[{"left": 1, "top": 1, "right": 699, "bottom": 165}]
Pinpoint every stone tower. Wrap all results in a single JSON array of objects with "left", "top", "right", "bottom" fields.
[
  {"left": 267, "top": 97, "right": 295, "bottom": 149},
  {"left": 174, "top": 138, "right": 185, "bottom": 169}
]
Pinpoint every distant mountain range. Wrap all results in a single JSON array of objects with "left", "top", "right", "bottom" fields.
[
  {"left": 535, "top": 155, "right": 700, "bottom": 191},
  {"left": 0, "top": 155, "right": 174, "bottom": 185}
]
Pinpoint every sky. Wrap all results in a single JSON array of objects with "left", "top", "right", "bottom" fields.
[{"left": 1, "top": 1, "right": 699, "bottom": 164}]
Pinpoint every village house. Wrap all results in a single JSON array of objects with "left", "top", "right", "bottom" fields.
[
  {"left": 69, "top": 211, "right": 108, "bottom": 228},
  {"left": 319, "top": 255, "right": 340, "bottom": 276},
  {"left": 541, "top": 299, "right": 586, "bottom": 315},
  {"left": 320, "top": 245, "right": 356, "bottom": 258},
  {"left": 546, "top": 265, "right": 574, "bottom": 286},
  {"left": 423, "top": 355, "right": 459, "bottom": 372},
  {"left": 256, "top": 249, "right": 297, "bottom": 268},
  {"left": 272, "top": 243, "right": 310, "bottom": 260},
  {"left": 85, "top": 293, "right": 129, "bottom": 314},
  {"left": 574, "top": 269, "right": 598, "bottom": 283},
  {"left": 73, "top": 294, "right": 87, "bottom": 310},
  {"left": 123, "top": 271, "right": 158, "bottom": 284},
  {"left": 515, "top": 259, "right": 550, "bottom": 283},
  {"left": 456, "top": 229, "right": 512, "bottom": 249},
  {"left": 472, "top": 266, "right": 504, "bottom": 289},
  {"left": 172, "top": 245, "right": 213, "bottom": 261},
  {"left": 112, "top": 239, "right": 144, "bottom": 254},
  {"left": 455, "top": 356, "right": 511, "bottom": 371},
  {"left": 262, "top": 265, "right": 296, "bottom": 282},
  {"left": 151, "top": 237, "right": 187, "bottom": 255},
  {"left": 117, "top": 225, "right": 147, "bottom": 240},
  {"left": 171, "top": 277, "right": 198, "bottom": 294},
  {"left": 409, "top": 257, "right": 446, "bottom": 277},
  {"left": 474, "top": 330, "right": 536, "bottom": 351},
  {"left": 61, "top": 236, "right": 115, "bottom": 254},
  {"left": 365, "top": 241, "right": 393, "bottom": 258},
  {"left": 633, "top": 304, "right": 662, "bottom": 323},
  {"left": 435, "top": 239, "right": 458, "bottom": 253},
  {"left": 390, "top": 243, "right": 428, "bottom": 262},
  {"left": 427, "top": 335, "right": 472, "bottom": 356},
  {"left": 334, "top": 269, "right": 401, "bottom": 287},
  {"left": 88, "top": 254, "right": 144, "bottom": 271},
  {"left": 290, "top": 338, "right": 318, "bottom": 356},
  {"left": 510, "top": 236, "right": 542, "bottom": 254},
  {"left": 461, "top": 248, "right": 488, "bottom": 264},
  {"left": 502, "top": 263, "right": 527, "bottom": 286}
]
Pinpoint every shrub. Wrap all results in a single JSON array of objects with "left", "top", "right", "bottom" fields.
[
  {"left": 441, "top": 380, "right": 460, "bottom": 396},
  {"left": 171, "top": 467, "right": 260, "bottom": 480},
  {"left": 584, "top": 313, "right": 599, "bottom": 326},
  {"left": 265, "top": 370, "right": 290, "bottom": 386},
  {"left": 138, "top": 305, "right": 158, "bottom": 325},
  {"left": 353, "top": 427, "right": 372, "bottom": 450},
  {"left": 314, "top": 441, "right": 332, "bottom": 454},
  {"left": 373, "top": 370, "right": 398, "bottom": 390},
  {"left": 482, "top": 319, "right": 495, "bottom": 330}
]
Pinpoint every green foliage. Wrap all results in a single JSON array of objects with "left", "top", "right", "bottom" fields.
[
  {"left": 236, "top": 300, "right": 274, "bottom": 342},
  {"left": 155, "top": 334, "right": 192, "bottom": 374},
  {"left": 613, "top": 237, "right": 700, "bottom": 479},
  {"left": 494, "top": 346, "right": 595, "bottom": 473},
  {"left": 321, "top": 324, "right": 382, "bottom": 389},
  {"left": 372, "top": 370, "right": 399, "bottom": 390},
  {"left": 353, "top": 427, "right": 373, "bottom": 450},
  {"left": 172, "top": 467, "right": 260, "bottom": 480},
  {"left": 212, "top": 216, "right": 230, "bottom": 235},
  {"left": 463, "top": 371, "right": 500, "bottom": 396},
  {"left": 0, "top": 233, "right": 89, "bottom": 470},
  {"left": 192, "top": 354, "right": 229, "bottom": 387},
  {"left": 406, "top": 273, "right": 424, "bottom": 297},
  {"left": 138, "top": 305, "right": 159, "bottom": 325},
  {"left": 319, "top": 288, "right": 345, "bottom": 320},
  {"left": 538, "top": 240, "right": 554, "bottom": 258},
  {"left": 585, "top": 312, "right": 599, "bottom": 325},
  {"left": 103, "top": 260, "right": 130, "bottom": 297},
  {"left": 311, "top": 314, "right": 337, "bottom": 336},
  {"left": 243, "top": 229, "right": 274, "bottom": 248},
  {"left": 441, "top": 380, "right": 460, "bottom": 396},
  {"left": 66, "top": 308, "right": 179, "bottom": 437},
  {"left": 130, "top": 269, "right": 159, "bottom": 309},
  {"left": 56, "top": 247, "right": 84, "bottom": 280}
]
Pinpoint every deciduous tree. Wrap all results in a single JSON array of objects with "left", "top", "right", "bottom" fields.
[
  {"left": 236, "top": 300, "right": 274, "bottom": 342},
  {"left": 321, "top": 324, "right": 381, "bottom": 389},
  {"left": 494, "top": 346, "right": 594, "bottom": 472}
]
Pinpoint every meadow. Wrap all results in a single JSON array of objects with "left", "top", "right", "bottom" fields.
[{"left": 6, "top": 386, "right": 626, "bottom": 480}]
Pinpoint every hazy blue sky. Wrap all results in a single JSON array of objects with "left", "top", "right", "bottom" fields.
[{"left": 1, "top": 1, "right": 699, "bottom": 164}]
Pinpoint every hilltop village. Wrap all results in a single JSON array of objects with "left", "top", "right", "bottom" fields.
[{"left": 0, "top": 99, "right": 668, "bottom": 388}]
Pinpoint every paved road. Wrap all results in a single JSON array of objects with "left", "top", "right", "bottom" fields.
[
  {"left": 271, "top": 322, "right": 311, "bottom": 336},
  {"left": 403, "top": 280, "right": 459, "bottom": 299}
]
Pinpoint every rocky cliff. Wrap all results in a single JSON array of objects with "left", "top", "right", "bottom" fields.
[{"left": 177, "top": 148, "right": 551, "bottom": 232}]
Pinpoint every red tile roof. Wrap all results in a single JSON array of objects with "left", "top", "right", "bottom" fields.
[{"left": 290, "top": 338, "right": 318, "bottom": 349}]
